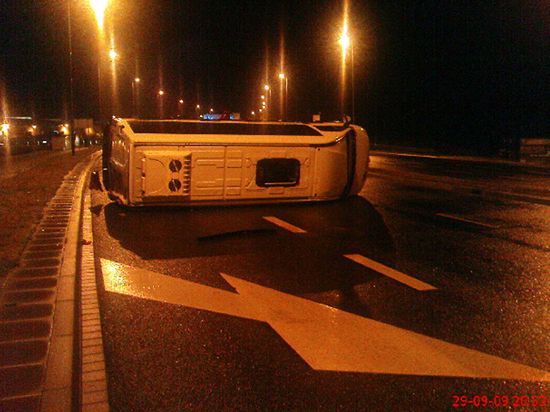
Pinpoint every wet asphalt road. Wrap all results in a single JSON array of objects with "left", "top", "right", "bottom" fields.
[{"left": 89, "top": 154, "right": 549, "bottom": 411}]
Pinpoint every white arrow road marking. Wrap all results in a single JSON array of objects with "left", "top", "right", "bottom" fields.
[
  {"left": 344, "top": 254, "right": 437, "bottom": 291},
  {"left": 262, "top": 216, "right": 307, "bottom": 233},
  {"left": 101, "top": 258, "right": 549, "bottom": 381}
]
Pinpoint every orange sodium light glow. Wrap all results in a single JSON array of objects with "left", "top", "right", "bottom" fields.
[{"left": 90, "top": 0, "right": 109, "bottom": 31}]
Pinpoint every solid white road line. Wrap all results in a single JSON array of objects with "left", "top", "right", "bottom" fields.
[
  {"left": 436, "top": 213, "right": 500, "bottom": 229},
  {"left": 263, "top": 216, "right": 307, "bottom": 234},
  {"left": 344, "top": 254, "right": 437, "bottom": 291}
]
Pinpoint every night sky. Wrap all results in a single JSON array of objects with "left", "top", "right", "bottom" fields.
[{"left": 1, "top": 0, "right": 548, "bottom": 153}]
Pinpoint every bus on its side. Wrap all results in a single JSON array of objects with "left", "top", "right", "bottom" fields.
[{"left": 103, "top": 119, "right": 369, "bottom": 207}]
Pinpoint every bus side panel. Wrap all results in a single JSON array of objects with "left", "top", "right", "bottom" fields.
[{"left": 131, "top": 145, "right": 316, "bottom": 204}]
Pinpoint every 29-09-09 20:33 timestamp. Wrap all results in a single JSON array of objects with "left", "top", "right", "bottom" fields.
[{"left": 452, "top": 395, "right": 548, "bottom": 408}]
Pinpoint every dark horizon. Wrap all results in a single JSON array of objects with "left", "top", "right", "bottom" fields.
[{"left": 1, "top": 0, "right": 547, "bottom": 153}]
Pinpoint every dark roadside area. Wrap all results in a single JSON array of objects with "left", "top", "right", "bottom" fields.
[
  {"left": 0, "top": 147, "right": 98, "bottom": 281},
  {"left": 371, "top": 143, "right": 550, "bottom": 170},
  {"left": 369, "top": 144, "right": 550, "bottom": 205}
]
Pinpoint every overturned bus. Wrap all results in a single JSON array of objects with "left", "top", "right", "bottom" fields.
[{"left": 103, "top": 119, "right": 369, "bottom": 206}]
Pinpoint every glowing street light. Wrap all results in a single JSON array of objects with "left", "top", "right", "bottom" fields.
[
  {"left": 278, "top": 72, "right": 289, "bottom": 121},
  {"left": 90, "top": 0, "right": 109, "bottom": 31},
  {"left": 339, "top": 16, "right": 355, "bottom": 121},
  {"left": 179, "top": 99, "right": 184, "bottom": 104},
  {"left": 157, "top": 90, "right": 165, "bottom": 118},
  {"left": 89, "top": 0, "right": 111, "bottom": 121},
  {"left": 339, "top": 32, "right": 350, "bottom": 59},
  {"left": 263, "top": 84, "right": 271, "bottom": 120},
  {"left": 108, "top": 48, "right": 118, "bottom": 62},
  {"left": 132, "top": 78, "right": 141, "bottom": 117}
]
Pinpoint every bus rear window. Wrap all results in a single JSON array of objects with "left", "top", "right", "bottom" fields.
[{"left": 256, "top": 158, "right": 300, "bottom": 187}]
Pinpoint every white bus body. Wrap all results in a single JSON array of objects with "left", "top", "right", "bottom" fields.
[{"left": 104, "top": 119, "right": 369, "bottom": 206}]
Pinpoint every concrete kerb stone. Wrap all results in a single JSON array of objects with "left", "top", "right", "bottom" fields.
[
  {"left": 39, "top": 154, "right": 99, "bottom": 412},
  {"left": 0, "top": 156, "right": 96, "bottom": 412},
  {"left": 78, "top": 189, "right": 110, "bottom": 411}
]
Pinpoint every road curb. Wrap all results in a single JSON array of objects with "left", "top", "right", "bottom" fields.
[
  {"left": 41, "top": 155, "right": 99, "bottom": 412},
  {"left": 78, "top": 186, "right": 110, "bottom": 412},
  {"left": 0, "top": 154, "right": 96, "bottom": 412}
]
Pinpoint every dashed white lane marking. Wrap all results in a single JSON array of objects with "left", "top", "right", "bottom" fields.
[
  {"left": 101, "top": 259, "right": 550, "bottom": 381},
  {"left": 344, "top": 254, "right": 437, "bottom": 291},
  {"left": 263, "top": 216, "right": 307, "bottom": 233},
  {"left": 436, "top": 213, "right": 500, "bottom": 229}
]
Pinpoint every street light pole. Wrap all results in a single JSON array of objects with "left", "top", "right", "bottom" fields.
[
  {"left": 67, "top": 0, "right": 75, "bottom": 154},
  {"left": 351, "top": 42, "right": 355, "bottom": 123}
]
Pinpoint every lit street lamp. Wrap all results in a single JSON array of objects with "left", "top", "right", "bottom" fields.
[
  {"left": 278, "top": 72, "right": 288, "bottom": 121},
  {"left": 339, "top": 27, "right": 355, "bottom": 122},
  {"left": 90, "top": 0, "right": 110, "bottom": 121},
  {"left": 108, "top": 48, "right": 118, "bottom": 62},
  {"left": 90, "top": 0, "right": 109, "bottom": 31},
  {"left": 158, "top": 90, "right": 165, "bottom": 118},
  {"left": 132, "top": 77, "right": 141, "bottom": 117},
  {"left": 263, "top": 84, "right": 271, "bottom": 120}
]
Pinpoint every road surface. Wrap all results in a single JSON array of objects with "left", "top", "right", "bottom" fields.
[{"left": 87, "top": 153, "right": 549, "bottom": 411}]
